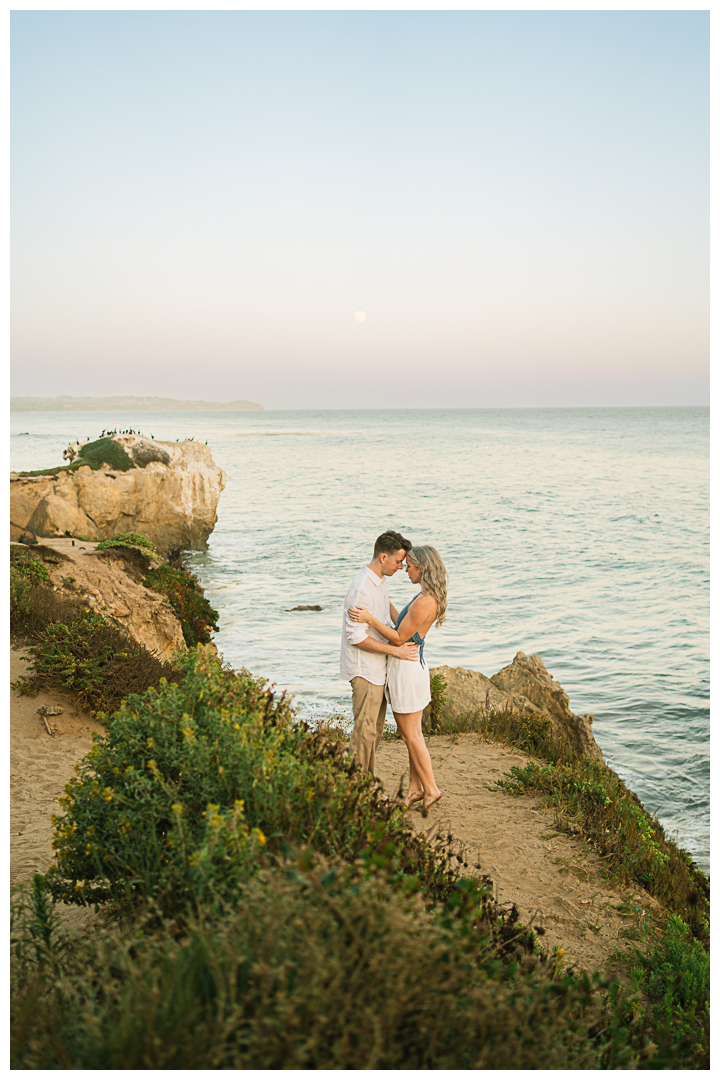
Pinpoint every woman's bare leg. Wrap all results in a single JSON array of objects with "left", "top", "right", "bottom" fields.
[
  {"left": 405, "top": 752, "right": 423, "bottom": 798},
  {"left": 393, "top": 709, "right": 441, "bottom": 805}
]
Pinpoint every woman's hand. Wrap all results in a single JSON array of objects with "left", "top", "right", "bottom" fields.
[{"left": 348, "top": 605, "right": 371, "bottom": 623}]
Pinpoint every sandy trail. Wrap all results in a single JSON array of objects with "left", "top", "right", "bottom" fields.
[
  {"left": 10, "top": 645, "right": 102, "bottom": 934},
  {"left": 374, "top": 734, "right": 658, "bottom": 975},
  {"left": 10, "top": 645, "right": 654, "bottom": 970}
]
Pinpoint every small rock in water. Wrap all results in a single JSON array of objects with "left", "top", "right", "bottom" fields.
[
  {"left": 37, "top": 705, "right": 63, "bottom": 716},
  {"left": 288, "top": 604, "right": 323, "bottom": 611}
]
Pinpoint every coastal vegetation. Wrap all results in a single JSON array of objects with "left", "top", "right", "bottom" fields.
[
  {"left": 494, "top": 760, "right": 709, "bottom": 942},
  {"left": 85, "top": 532, "right": 219, "bottom": 647},
  {"left": 9, "top": 541, "right": 709, "bottom": 1068},
  {"left": 143, "top": 563, "right": 219, "bottom": 647},
  {"left": 426, "top": 670, "right": 449, "bottom": 732},
  {"left": 70, "top": 436, "right": 136, "bottom": 472},
  {"left": 8, "top": 651, "right": 641, "bottom": 1069},
  {"left": 93, "top": 532, "right": 220, "bottom": 647},
  {"left": 95, "top": 531, "right": 154, "bottom": 552},
  {"left": 10, "top": 540, "right": 181, "bottom": 714},
  {"left": 415, "top": 698, "right": 710, "bottom": 1063},
  {"left": 15, "top": 436, "right": 136, "bottom": 477}
]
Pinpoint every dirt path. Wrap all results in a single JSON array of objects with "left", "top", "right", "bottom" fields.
[
  {"left": 10, "top": 644, "right": 655, "bottom": 970},
  {"left": 374, "top": 735, "right": 658, "bottom": 975},
  {"left": 10, "top": 645, "right": 102, "bottom": 934}
]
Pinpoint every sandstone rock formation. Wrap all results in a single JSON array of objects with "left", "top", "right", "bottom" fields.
[
  {"left": 10, "top": 440, "right": 225, "bottom": 554},
  {"left": 15, "top": 538, "right": 186, "bottom": 660},
  {"left": 423, "top": 665, "right": 511, "bottom": 721},
  {"left": 490, "top": 651, "right": 602, "bottom": 763},
  {"left": 423, "top": 651, "right": 603, "bottom": 763}
]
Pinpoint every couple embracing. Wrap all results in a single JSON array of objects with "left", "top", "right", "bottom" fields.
[{"left": 339, "top": 529, "right": 447, "bottom": 811}]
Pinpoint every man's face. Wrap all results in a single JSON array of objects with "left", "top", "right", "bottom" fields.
[{"left": 378, "top": 548, "right": 406, "bottom": 577}]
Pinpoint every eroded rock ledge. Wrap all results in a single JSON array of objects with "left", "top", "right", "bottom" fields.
[
  {"left": 10, "top": 438, "right": 225, "bottom": 554},
  {"left": 424, "top": 651, "right": 603, "bottom": 763},
  {"left": 13, "top": 538, "right": 186, "bottom": 660}
]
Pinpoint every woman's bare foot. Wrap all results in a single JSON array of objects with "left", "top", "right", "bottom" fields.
[
  {"left": 403, "top": 789, "right": 424, "bottom": 809},
  {"left": 423, "top": 790, "right": 442, "bottom": 811}
]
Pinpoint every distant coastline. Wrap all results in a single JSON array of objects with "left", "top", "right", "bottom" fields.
[{"left": 11, "top": 395, "right": 263, "bottom": 413}]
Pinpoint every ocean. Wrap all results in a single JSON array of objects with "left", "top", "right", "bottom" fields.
[{"left": 10, "top": 406, "right": 709, "bottom": 873}]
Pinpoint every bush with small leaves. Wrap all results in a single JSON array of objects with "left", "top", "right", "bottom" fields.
[
  {"left": 142, "top": 564, "right": 219, "bottom": 647},
  {"left": 46, "top": 650, "right": 481, "bottom": 917},
  {"left": 74, "top": 437, "right": 135, "bottom": 472},
  {"left": 95, "top": 532, "right": 155, "bottom": 553},
  {"left": 11, "top": 866, "right": 638, "bottom": 1071}
]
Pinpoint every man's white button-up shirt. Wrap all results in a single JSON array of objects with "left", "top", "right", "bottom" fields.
[{"left": 339, "top": 565, "right": 391, "bottom": 686}]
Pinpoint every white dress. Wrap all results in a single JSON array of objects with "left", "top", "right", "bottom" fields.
[
  {"left": 384, "top": 594, "right": 431, "bottom": 714},
  {"left": 385, "top": 653, "right": 431, "bottom": 714}
]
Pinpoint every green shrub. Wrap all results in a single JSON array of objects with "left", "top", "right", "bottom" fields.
[
  {"left": 15, "top": 437, "right": 134, "bottom": 477},
  {"left": 425, "top": 671, "right": 448, "bottom": 733},
  {"left": 11, "top": 867, "right": 640, "bottom": 1071},
  {"left": 75, "top": 437, "right": 135, "bottom": 472},
  {"left": 95, "top": 532, "right": 154, "bottom": 553},
  {"left": 12, "top": 596, "right": 181, "bottom": 716},
  {"left": 10, "top": 535, "right": 180, "bottom": 716},
  {"left": 15, "top": 464, "right": 79, "bottom": 477},
  {"left": 143, "top": 565, "right": 219, "bottom": 647},
  {"left": 10, "top": 549, "right": 63, "bottom": 632},
  {"left": 15, "top": 647, "right": 707, "bottom": 1069},
  {"left": 10, "top": 548, "right": 51, "bottom": 586},
  {"left": 429, "top": 701, "right": 573, "bottom": 763},
  {"left": 640, "top": 913, "right": 709, "bottom": 1009},
  {"left": 45, "top": 651, "right": 486, "bottom": 918},
  {"left": 611, "top": 914, "right": 710, "bottom": 1067},
  {"left": 11, "top": 575, "right": 75, "bottom": 638},
  {"left": 10, "top": 566, "right": 33, "bottom": 623}
]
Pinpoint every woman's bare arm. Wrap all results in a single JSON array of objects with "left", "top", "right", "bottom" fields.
[{"left": 349, "top": 594, "right": 436, "bottom": 644}]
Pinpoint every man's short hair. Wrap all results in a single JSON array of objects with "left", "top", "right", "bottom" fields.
[{"left": 373, "top": 530, "right": 412, "bottom": 558}]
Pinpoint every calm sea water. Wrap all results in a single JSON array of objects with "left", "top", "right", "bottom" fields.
[{"left": 10, "top": 407, "right": 709, "bottom": 872}]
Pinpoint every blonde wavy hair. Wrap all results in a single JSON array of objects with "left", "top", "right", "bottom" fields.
[{"left": 407, "top": 545, "right": 448, "bottom": 627}]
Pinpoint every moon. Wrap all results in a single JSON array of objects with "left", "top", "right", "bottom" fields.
[{"left": 354, "top": 310, "right": 366, "bottom": 322}]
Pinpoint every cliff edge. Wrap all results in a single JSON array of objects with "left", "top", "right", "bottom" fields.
[
  {"left": 10, "top": 436, "right": 226, "bottom": 554},
  {"left": 424, "top": 651, "right": 603, "bottom": 763}
]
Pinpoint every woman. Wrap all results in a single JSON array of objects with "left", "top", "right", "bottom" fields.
[{"left": 349, "top": 544, "right": 447, "bottom": 811}]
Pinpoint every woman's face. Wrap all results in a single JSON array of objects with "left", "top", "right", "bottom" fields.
[{"left": 405, "top": 559, "right": 422, "bottom": 585}]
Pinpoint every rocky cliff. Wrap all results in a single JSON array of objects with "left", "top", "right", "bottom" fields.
[
  {"left": 12, "top": 538, "right": 187, "bottom": 660},
  {"left": 424, "top": 651, "right": 603, "bottom": 763},
  {"left": 10, "top": 438, "right": 226, "bottom": 554}
]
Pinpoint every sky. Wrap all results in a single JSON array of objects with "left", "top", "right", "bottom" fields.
[{"left": 10, "top": 7, "right": 709, "bottom": 409}]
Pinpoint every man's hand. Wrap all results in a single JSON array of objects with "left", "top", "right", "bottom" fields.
[
  {"left": 395, "top": 642, "right": 419, "bottom": 662},
  {"left": 355, "top": 637, "right": 418, "bottom": 661}
]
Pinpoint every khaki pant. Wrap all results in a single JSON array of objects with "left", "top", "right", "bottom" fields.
[{"left": 348, "top": 677, "right": 387, "bottom": 775}]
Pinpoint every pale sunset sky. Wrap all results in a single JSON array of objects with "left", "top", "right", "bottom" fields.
[{"left": 10, "top": 4, "right": 709, "bottom": 409}]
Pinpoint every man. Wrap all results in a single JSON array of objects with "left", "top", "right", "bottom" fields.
[{"left": 340, "top": 529, "right": 419, "bottom": 775}]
